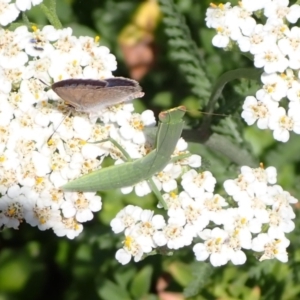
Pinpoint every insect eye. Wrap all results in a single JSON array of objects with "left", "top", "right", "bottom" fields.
[{"left": 64, "top": 102, "right": 73, "bottom": 107}]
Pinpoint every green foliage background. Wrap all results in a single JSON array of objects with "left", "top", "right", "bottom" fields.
[{"left": 1, "top": 0, "right": 300, "bottom": 299}]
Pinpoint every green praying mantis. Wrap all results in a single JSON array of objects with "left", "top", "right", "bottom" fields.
[{"left": 62, "top": 106, "right": 187, "bottom": 207}]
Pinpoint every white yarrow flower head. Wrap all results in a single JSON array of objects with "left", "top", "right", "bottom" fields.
[
  {"left": 0, "top": 24, "right": 150, "bottom": 239},
  {"left": 205, "top": 1, "right": 300, "bottom": 142},
  {"left": 221, "top": 164, "right": 297, "bottom": 262}
]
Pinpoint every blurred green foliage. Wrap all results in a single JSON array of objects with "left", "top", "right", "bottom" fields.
[{"left": 1, "top": 0, "right": 300, "bottom": 299}]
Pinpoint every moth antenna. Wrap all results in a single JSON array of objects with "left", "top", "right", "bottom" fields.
[
  {"left": 197, "top": 110, "right": 231, "bottom": 117},
  {"left": 39, "top": 79, "right": 50, "bottom": 87},
  {"left": 185, "top": 109, "right": 232, "bottom": 118},
  {"left": 44, "top": 110, "right": 71, "bottom": 146}
]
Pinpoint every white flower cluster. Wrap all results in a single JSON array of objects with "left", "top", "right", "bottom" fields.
[
  {"left": 0, "top": 0, "right": 44, "bottom": 26},
  {"left": 206, "top": 0, "right": 300, "bottom": 142},
  {"left": 0, "top": 24, "right": 163, "bottom": 239},
  {"left": 111, "top": 164, "right": 297, "bottom": 266}
]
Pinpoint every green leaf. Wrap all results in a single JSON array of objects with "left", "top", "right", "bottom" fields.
[
  {"left": 130, "top": 265, "right": 153, "bottom": 298},
  {"left": 115, "top": 267, "right": 136, "bottom": 290},
  {"left": 183, "top": 262, "right": 213, "bottom": 298},
  {"left": 97, "top": 280, "right": 132, "bottom": 300},
  {"left": 167, "top": 261, "right": 194, "bottom": 287}
]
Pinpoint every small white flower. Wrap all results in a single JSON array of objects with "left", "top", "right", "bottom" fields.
[
  {"left": 110, "top": 205, "right": 143, "bottom": 234},
  {"left": 134, "top": 210, "right": 166, "bottom": 253},
  {"left": 268, "top": 208, "right": 295, "bottom": 237},
  {"left": 61, "top": 192, "right": 102, "bottom": 222},
  {"left": 193, "top": 228, "right": 229, "bottom": 267},
  {"left": 212, "top": 25, "right": 241, "bottom": 48},
  {"left": 153, "top": 219, "right": 193, "bottom": 250},
  {"left": 252, "top": 233, "right": 290, "bottom": 262},
  {"left": 72, "top": 116, "right": 92, "bottom": 140},
  {"left": 226, "top": 230, "right": 249, "bottom": 265},
  {"left": 53, "top": 217, "right": 83, "bottom": 239},
  {"left": 98, "top": 103, "right": 134, "bottom": 124},
  {"left": 223, "top": 207, "right": 262, "bottom": 234},
  {"left": 154, "top": 163, "right": 181, "bottom": 193},
  {"left": 0, "top": 149, "right": 19, "bottom": 170},
  {"left": 263, "top": 18, "right": 289, "bottom": 40},
  {"left": 231, "top": 5, "right": 256, "bottom": 36},
  {"left": 158, "top": 191, "right": 184, "bottom": 210},
  {"left": 269, "top": 184, "right": 298, "bottom": 208},
  {"left": 181, "top": 169, "right": 216, "bottom": 198},
  {"left": 40, "top": 188, "right": 65, "bottom": 210},
  {"left": 0, "top": 0, "right": 20, "bottom": 26},
  {"left": 121, "top": 180, "right": 152, "bottom": 197},
  {"left": 15, "top": 0, "right": 43, "bottom": 11},
  {"left": 24, "top": 203, "right": 62, "bottom": 231},
  {"left": 31, "top": 151, "right": 51, "bottom": 176},
  {"left": 278, "top": 27, "right": 300, "bottom": 61},
  {"left": 237, "top": 24, "right": 268, "bottom": 54},
  {"left": 205, "top": 3, "right": 232, "bottom": 29},
  {"left": 0, "top": 42, "right": 28, "bottom": 69},
  {"left": 241, "top": 165, "right": 277, "bottom": 186},
  {"left": 269, "top": 107, "right": 300, "bottom": 142},
  {"left": 0, "top": 194, "right": 28, "bottom": 229},
  {"left": 115, "top": 235, "right": 144, "bottom": 265},
  {"left": 264, "top": 1, "right": 300, "bottom": 24},
  {"left": 181, "top": 195, "right": 210, "bottom": 235},
  {"left": 241, "top": 96, "right": 278, "bottom": 129},
  {"left": 115, "top": 248, "right": 132, "bottom": 265},
  {"left": 256, "top": 72, "right": 288, "bottom": 102},
  {"left": 237, "top": 192, "right": 270, "bottom": 223},
  {"left": 287, "top": 80, "right": 300, "bottom": 107},
  {"left": 287, "top": 4, "right": 300, "bottom": 24},
  {"left": 198, "top": 193, "right": 228, "bottom": 225},
  {"left": 118, "top": 110, "right": 156, "bottom": 144},
  {"left": 83, "top": 46, "right": 117, "bottom": 78},
  {"left": 241, "top": 0, "right": 270, "bottom": 12},
  {"left": 224, "top": 172, "right": 256, "bottom": 201},
  {"left": 254, "top": 43, "right": 289, "bottom": 74}
]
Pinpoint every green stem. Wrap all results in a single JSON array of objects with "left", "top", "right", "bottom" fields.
[
  {"left": 38, "top": 0, "right": 62, "bottom": 29},
  {"left": 147, "top": 178, "right": 167, "bottom": 210},
  {"left": 183, "top": 130, "right": 258, "bottom": 167},
  {"left": 89, "top": 138, "right": 132, "bottom": 162},
  {"left": 170, "top": 153, "right": 191, "bottom": 163},
  {"left": 206, "top": 68, "right": 261, "bottom": 115},
  {"left": 22, "top": 13, "right": 31, "bottom": 27}
]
